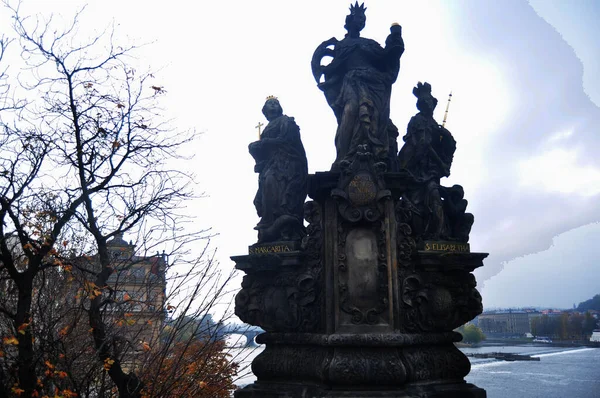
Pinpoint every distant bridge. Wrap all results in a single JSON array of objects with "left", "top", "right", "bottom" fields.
[{"left": 219, "top": 324, "right": 263, "bottom": 347}]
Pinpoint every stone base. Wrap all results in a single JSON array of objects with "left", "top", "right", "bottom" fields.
[
  {"left": 235, "top": 381, "right": 486, "bottom": 398},
  {"left": 251, "top": 333, "right": 471, "bottom": 387},
  {"left": 238, "top": 333, "right": 486, "bottom": 398}
]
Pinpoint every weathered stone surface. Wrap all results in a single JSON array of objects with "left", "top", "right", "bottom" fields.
[
  {"left": 236, "top": 382, "right": 486, "bottom": 398},
  {"left": 246, "top": 332, "right": 468, "bottom": 387},
  {"left": 234, "top": 252, "right": 321, "bottom": 333},
  {"left": 236, "top": 380, "right": 486, "bottom": 398}
]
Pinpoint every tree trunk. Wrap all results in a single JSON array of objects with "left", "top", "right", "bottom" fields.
[
  {"left": 15, "top": 276, "right": 36, "bottom": 395},
  {"left": 88, "top": 248, "right": 143, "bottom": 398}
]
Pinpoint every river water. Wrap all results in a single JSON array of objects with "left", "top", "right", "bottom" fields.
[
  {"left": 231, "top": 344, "right": 600, "bottom": 397},
  {"left": 465, "top": 344, "right": 600, "bottom": 397}
]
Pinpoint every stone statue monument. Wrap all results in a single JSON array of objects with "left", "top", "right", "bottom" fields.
[
  {"left": 312, "top": 2, "right": 404, "bottom": 170},
  {"left": 233, "top": 4, "right": 486, "bottom": 397},
  {"left": 398, "top": 82, "right": 473, "bottom": 244},
  {"left": 249, "top": 97, "right": 308, "bottom": 245}
]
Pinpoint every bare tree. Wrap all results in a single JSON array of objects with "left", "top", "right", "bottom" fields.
[{"left": 0, "top": 3, "right": 241, "bottom": 397}]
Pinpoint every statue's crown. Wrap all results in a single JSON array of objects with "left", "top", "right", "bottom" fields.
[
  {"left": 349, "top": 1, "right": 366, "bottom": 15},
  {"left": 266, "top": 95, "right": 278, "bottom": 101},
  {"left": 413, "top": 82, "right": 432, "bottom": 99}
]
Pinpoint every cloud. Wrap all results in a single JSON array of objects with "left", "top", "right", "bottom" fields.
[
  {"left": 529, "top": 0, "right": 600, "bottom": 107},
  {"left": 519, "top": 148, "right": 600, "bottom": 197},
  {"left": 483, "top": 223, "right": 600, "bottom": 308},
  {"left": 439, "top": 1, "right": 600, "bottom": 290}
]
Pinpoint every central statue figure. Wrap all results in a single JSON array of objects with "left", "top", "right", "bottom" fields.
[{"left": 311, "top": 2, "right": 404, "bottom": 170}]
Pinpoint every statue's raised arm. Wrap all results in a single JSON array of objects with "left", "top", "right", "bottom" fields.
[{"left": 384, "top": 23, "right": 405, "bottom": 82}]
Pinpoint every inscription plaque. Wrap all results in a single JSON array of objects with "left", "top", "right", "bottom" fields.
[
  {"left": 249, "top": 241, "right": 299, "bottom": 255},
  {"left": 423, "top": 240, "right": 470, "bottom": 253}
]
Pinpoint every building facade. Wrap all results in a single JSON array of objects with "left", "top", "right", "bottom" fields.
[
  {"left": 102, "top": 234, "right": 167, "bottom": 368},
  {"left": 477, "top": 309, "right": 540, "bottom": 336}
]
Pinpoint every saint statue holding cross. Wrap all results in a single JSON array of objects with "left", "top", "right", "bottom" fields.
[{"left": 249, "top": 97, "right": 308, "bottom": 243}]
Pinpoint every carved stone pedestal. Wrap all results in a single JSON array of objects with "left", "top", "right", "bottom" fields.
[
  {"left": 236, "top": 381, "right": 486, "bottom": 398},
  {"left": 234, "top": 167, "right": 487, "bottom": 397},
  {"left": 250, "top": 332, "right": 469, "bottom": 384},
  {"left": 237, "top": 332, "right": 485, "bottom": 397}
]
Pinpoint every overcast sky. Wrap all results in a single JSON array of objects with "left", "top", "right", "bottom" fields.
[{"left": 2, "top": 0, "right": 599, "bottom": 310}]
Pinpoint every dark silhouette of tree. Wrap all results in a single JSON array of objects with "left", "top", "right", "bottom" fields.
[
  {"left": 456, "top": 323, "right": 485, "bottom": 344},
  {"left": 583, "top": 312, "right": 597, "bottom": 336},
  {"left": 141, "top": 339, "right": 238, "bottom": 398},
  {"left": 577, "top": 294, "right": 600, "bottom": 312},
  {"left": 0, "top": 3, "right": 241, "bottom": 397},
  {"left": 531, "top": 312, "right": 597, "bottom": 340}
]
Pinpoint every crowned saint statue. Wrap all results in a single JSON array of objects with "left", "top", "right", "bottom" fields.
[
  {"left": 249, "top": 97, "right": 308, "bottom": 244},
  {"left": 311, "top": 2, "right": 404, "bottom": 170}
]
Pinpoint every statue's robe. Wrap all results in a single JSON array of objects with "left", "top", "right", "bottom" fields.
[{"left": 249, "top": 115, "right": 307, "bottom": 242}]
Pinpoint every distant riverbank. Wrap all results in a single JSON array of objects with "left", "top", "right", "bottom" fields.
[{"left": 461, "top": 338, "right": 600, "bottom": 348}]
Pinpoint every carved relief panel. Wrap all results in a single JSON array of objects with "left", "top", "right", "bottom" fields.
[{"left": 333, "top": 213, "right": 396, "bottom": 333}]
